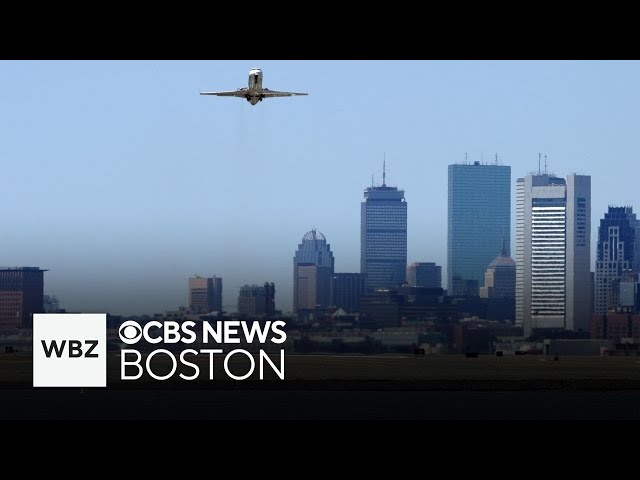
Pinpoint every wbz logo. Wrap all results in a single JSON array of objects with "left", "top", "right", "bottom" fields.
[
  {"left": 41, "top": 339, "right": 99, "bottom": 358},
  {"left": 33, "top": 313, "right": 106, "bottom": 387}
]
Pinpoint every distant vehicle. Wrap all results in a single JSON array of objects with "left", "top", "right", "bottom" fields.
[{"left": 200, "top": 68, "right": 308, "bottom": 106}]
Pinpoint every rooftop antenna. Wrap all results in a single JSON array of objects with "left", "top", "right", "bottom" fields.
[
  {"left": 544, "top": 154, "right": 548, "bottom": 175},
  {"left": 538, "top": 153, "right": 541, "bottom": 175},
  {"left": 383, "top": 153, "right": 386, "bottom": 187},
  {"left": 495, "top": 153, "right": 498, "bottom": 165},
  {"left": 465, "top": 152, "right": 468, "bottom": 163},
  {"left": 371, "top": 173, "right": 374, "bottom": 188},
  {"left": 481, "top": 152, "right": 484, "bottom": 164}
]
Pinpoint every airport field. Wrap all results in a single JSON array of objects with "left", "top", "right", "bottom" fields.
[
  {"left": 2, "top": 354, "right": 640, "bottom": 419},
  {"left": 1, "top": 353, "right": 640, "bottom": 390}
]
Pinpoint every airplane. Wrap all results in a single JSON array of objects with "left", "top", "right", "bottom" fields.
[{"left": 200, "top": 67, "right": 308, "bottom": 106}]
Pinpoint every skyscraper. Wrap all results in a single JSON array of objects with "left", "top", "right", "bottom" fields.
[
  {"left": 516, "top": 173, "right": 591, "bottom": 335},
  {"left": 263, "top": 282, "right": 276, "bottom": 318},
  {"left": 0, "top": 267, "right": 46, "bottom": 329},
  {"left": 447, "top": 161, "right": 511, "bottom": 293},
  {"left": 331, "top": 273, "right": 366, "bottom": 313},
  {"left": 480, "top": 245, "right": 516, "bottom": 322},
  {"left": 361, "top": 163, "right": 407, "bottom": 292},
  {"left": 232, "top": 283, "right": 276, "bottom": 317},
  {"left": 295, "top": 264, "right": 332, "bottom": 313},
  {"left": 211, "top": 276, "right": 223, "bottom": 312},
  {"left": 594, "top": 206, "right": 640, "bottom": 314},
  {"left": 293, "top": 229, "right": 334, "bottom": 314},
  {"left": 406, "top": 262, "right": 442, "bottom": 289},
  {"left": 188, "top": 275, "right": 223, "bottom": 313},
  {"left": 479, "top": 241, "right": 515, "bottom": 299},
  {"left": 237, "top": 284, "right": 266, "bottom": 317}
]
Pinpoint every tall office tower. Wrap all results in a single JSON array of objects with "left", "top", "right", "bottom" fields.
[
  {"left": 0, "top": 267, "right": 46, "bottom": 329},
  {"left": 293, "top": 229, "right": 334, "bottom": 314},
  {"left": 295, "top": 264, "right": 333, "bottom": 313},
  {"left": 516, "top": 173, "right": 591, "bottom": 336},
  {"left": 479, "top": 241, "right": 516, "bottom": 299},
  {"left": 361, "top": 163, "right": 407, "bottom": 292},
  {"left": 406, "top": 262, "right": 442, "bottom": 288},
  {"left": 331, "top": 273, "right": 366, "bottom": 313},
  {"left": 237, "top": 284, "right": 266, "bottom": 317},
  {"left": 212, "top": 275, "right": 223, "bottom": 312},
  {"left": 515, "top": 177, "right": 525, "bottom": 327},
  {"left": 263, "top": 282, "right": 276, "bottom": 318},
  {"left": 447, "top": 161, "right": 511, "bottom": 293},
  {"left": 594, "top": 206, "right": 640, "bottom": 314},
  {"left": 189, "top": 275, "right": 223, "bottom": 313}
]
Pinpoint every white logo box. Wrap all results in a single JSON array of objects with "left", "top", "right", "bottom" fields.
[{"left": 33, "top": 313, "right": 106, "bottom": 387}]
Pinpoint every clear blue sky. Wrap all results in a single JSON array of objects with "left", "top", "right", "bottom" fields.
[{"left": 1, "top": 60, "right": 638, "bottom": 315}]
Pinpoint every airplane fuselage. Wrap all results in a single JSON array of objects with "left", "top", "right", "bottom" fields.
[
  {"left": 246, "top": 68, "right": 264, "bottom": 105},
  {"left": 200, "top": 67, "right": 306, "bottom": 105}
]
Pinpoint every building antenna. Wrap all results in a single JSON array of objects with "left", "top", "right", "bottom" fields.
[
  {"left": 481, "top": 152, "right": 484, "bottom": 164},
  {"left": 383, "top": 153, "right": 386, "bottom": 187},
  {"left": 465, "top": 152, "right": 468, "bottom": 163},
  {"left": 538, "top": 153, "right": 541, "bottom": 175},
  {"left": 495, "top": 153, "right": 498, "bottom": 165},
  {"left": 544, "top": 154, "right": 548, "bottom": 175},
  {"left": 371, "top": 173, "right": 374, "bottom": 188}
]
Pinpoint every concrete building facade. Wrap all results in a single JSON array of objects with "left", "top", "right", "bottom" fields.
[{"left": 516, "top": 173, "right": 591, "bottom": 335}]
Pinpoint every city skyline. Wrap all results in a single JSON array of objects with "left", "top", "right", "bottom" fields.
[{"left": 2, "top": 60, "right": 640, "bottom": 315}]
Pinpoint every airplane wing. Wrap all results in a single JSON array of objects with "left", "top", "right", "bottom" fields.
[
  {"left": 200, "top": 88, "right": 248, "bottom": 97},
  {"left": 260, "top": 88, "right": 308, "bottom": 98}
]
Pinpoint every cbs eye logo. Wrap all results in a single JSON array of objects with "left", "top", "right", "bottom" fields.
[{"left": 119, "top": 320, "right": 143, "bottom": 345}]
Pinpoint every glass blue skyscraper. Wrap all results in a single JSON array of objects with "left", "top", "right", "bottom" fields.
[
  {"left": 293, "top": 229, "right": 334, "bottom": 269},
  {"left": 447, "top": 161, "right": 511, "bottom": 294},
  {"left": 594, "top": 206, "right": 640, "bottom": 314},
  {"left": 361, "top": 167, "right": 407, "bottom": 292}
]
